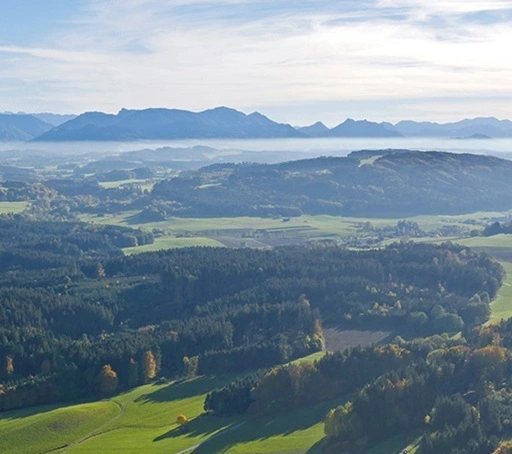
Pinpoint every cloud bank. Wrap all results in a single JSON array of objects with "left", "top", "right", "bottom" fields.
[{"left": 1, "top": 0, "right": 511, "bottom": 124}]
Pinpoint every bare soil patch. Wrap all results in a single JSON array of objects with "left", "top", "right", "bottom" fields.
[{"left": 323, "top": 328, "right": 392, "bottom": 352}]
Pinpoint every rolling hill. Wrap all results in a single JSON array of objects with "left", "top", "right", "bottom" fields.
[{"left": 151, "top": 149, "right": 512, "bottom": 218}]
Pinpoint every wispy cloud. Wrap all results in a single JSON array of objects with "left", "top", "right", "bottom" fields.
[{"left": 0, "top": 0, "right": 511, "bottom": 123}]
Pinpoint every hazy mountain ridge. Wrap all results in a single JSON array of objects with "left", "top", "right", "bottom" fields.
[
  {"left": 30, "top": 113, "right": 77, "bottom": 126},
  {"left": 394, "top": 116, "right": 512, "bottom": 137},
  {"left": 300, "top": 116, "right": 512, "bottom": 138},
  {"left": 0, "top": 114, "right": 54, "bottom": 141},
  {"left": 4, "top": 106, "right": 512, "bottom": 141},
  {"left": 34, "top": 107, "right": 303, "bottom": 141}
]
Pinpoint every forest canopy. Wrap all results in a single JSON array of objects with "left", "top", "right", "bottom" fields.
[{"left": 0, "top": 226, "right": 502, "bottom": 411}]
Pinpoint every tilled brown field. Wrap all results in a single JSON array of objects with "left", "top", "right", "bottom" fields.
[{"left": 323, "top": 328, "right": 392, "bottom": 352}]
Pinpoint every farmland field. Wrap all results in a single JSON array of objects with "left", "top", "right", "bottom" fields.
[
  {"left": 79, "top": 209, "right": 512, "bottom": 255},
  {"left": 0, "top": 201, "right": 30, "bottom": 214},
  {"left": 123, "top": 236, "right": 225, "bottom": 254},
  {"left": 98, "top": 179, "right": 155, "bottom": 191},
  {"left": 457, "top": 234, "right": 512, "bottom": 249},
  {"left": 323, "top": 329, "right": 391, "bottom": 352}
]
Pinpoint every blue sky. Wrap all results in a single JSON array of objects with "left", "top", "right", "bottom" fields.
[{"left": 1, "top": 0, "right": 511, "bottom": 125}]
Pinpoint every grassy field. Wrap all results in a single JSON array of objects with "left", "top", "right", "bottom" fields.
[
  {"left": 98, "top": 179, "right": 154, "bottom": 191},
  {"left": 457, "top": 234, "right": 512, "bottom": 249},
  {"left": 0, "top": 400, "right": 119, "bottom": 454},
  {"left": 0, "top": 201, "right": 29, "bottom": 214},
  {"left": 81, "top": 213, "right": 360, "bottom": 236},
  {"left": 488, "top": 261, "right": 512, "bottom": 324},
  {"left": 77, "top": 209, "right": 512, "bottom": 254},
  {"left": 0, "top": 353, "right": 334, "bottom": 454},
  {"left": 81, "top": 211, "right": 510, "bottom": 234},
  {"left": 0, "top": 345, "right": 424, "bottom": 454},
  {"left": 82, "top": 213, "right": 365, "bottom": 252},
  {"left": 0, "top": 376, "right": 237, "bottom": 454},
  {"left": 123, "top": 236, "right": 225, "bottom": 254},
  {"left": 68, "top": 376, "right": 237, "bottom": 454}
]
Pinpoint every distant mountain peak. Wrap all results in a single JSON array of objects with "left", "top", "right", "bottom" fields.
[
  {"left": 297, "top": 121, "right": 330, "bottom": 137},
  {"left": 329, "top": 118, "right": 402, "bottom": 138},
  {"left": 0, "top": 113, "right": 54, "bottom": 141}
]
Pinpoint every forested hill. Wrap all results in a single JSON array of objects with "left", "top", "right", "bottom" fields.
[
  {"left": 0, "top": 240, "right": 502, "bottom": 412},
  {"left": 152, "top": 150, "right": 512, "bottom": 217}
]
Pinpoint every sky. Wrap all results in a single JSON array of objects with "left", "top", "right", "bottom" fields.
[{"left": 0, "top": 0, "right": 511, "bottom": 126}]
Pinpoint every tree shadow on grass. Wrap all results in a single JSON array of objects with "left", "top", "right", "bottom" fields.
[
  {"left": 190, "top": 397, "right": 346, "bottom": 454},
  {"left": 153, "top": 413, "right": 239, "bottom": 443},
  {"left": 306, "top": 439, "right": 328, "bottom": 453},
  {"left": 134, "top": 375, "right": 233, "bottom": 405}
]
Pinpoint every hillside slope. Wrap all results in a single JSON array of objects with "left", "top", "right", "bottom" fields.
[
  {"left": 0, "top": 114, "right": 53, "bottom": 141},
  {"left": 151, "top": 150, "right": 512, "bottom": 217}
]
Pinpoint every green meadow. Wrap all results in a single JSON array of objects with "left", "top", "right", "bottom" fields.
[
  {"left": 0, "top": 201, "right": 30, "bottom": 214},
  {"left": 488, "top": 262, "right": 512, "bottom": 324},
  {"left": 78, "top": 209, "right": 512, "bottom": 254},
  {"left": 457, "top": 234, "right": 512, "bottom": 249},
  {"left": 123, "top": 236, "right": 225, "bottom": 254},
  {"left": 0, "top": 400, "right": 119, "bottom": 454},
  {"left": 98, "top": 179, "right": 154, "bottom": 191},
  {"left": 0, "top": 349, "right": 427, "bottom": 454},
  {"left": 0, "top": 352, "right": 343, "bottom": 454}
]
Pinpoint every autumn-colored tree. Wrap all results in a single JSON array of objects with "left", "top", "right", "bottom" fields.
[
  {"left": 97, "top": 364, "right": 118, "bottom": 395},
  {"left": 324, "top": 401, "right": 363, "bottom": 441},
  {"left": 176, "top": 414, "right": 188, "bottom": 426},
  {"left": 469, "top": 345, "right": 507, "bottom": 383},
  {"left": 142, "top": 350, "right": 157, "bottom": 383},
  {"left": 5, "top": 356, "right": 13, "bottom": 375},
  {"left": 493, "top": 441, "right": 512, "bottom": 454}
]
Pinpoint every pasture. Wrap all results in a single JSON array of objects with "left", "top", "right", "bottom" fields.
[
  {"left": 0, "top": 201, "right": 29, "bottom": 214},
  {"left": 0, "top": 353, "right": 334, "bottom": 454},
  {"left": 78, "top": 209, "right": 512, "bottom": 254},
  {"left": 488, "top": 262, "right": 512, "bottom": 324}
]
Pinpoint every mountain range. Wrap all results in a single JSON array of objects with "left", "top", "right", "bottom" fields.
[
  {"left": 2, "top": 107, "right": 512, "bottom": 141},
  {"left": 34, "top": 107, "right": 300, "bottom": 141}
]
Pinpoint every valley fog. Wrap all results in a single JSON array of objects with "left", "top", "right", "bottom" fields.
[{"left": 0, "top": 137, "right": 511, "bottom": 164}]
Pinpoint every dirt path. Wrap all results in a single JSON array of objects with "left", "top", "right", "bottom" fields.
[
  {"left": 60, "top": 400, "right": 127, "bottom": 453},
  {"left": 175, "top": 421, "right": 246, "bottom": 454}
]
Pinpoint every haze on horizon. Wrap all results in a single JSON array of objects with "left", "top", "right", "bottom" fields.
[{"left": 1, "top": 0, "right": 511, "bottom": 127}]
